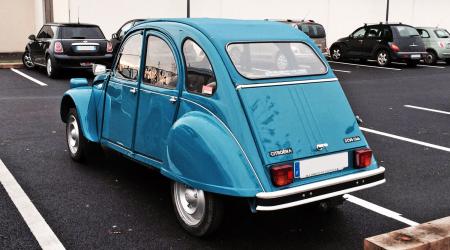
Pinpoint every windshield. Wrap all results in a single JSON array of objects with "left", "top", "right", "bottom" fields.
[
  {"left": 60, "top": 26, "right": 105, "bottom": 39},
  {"left": 227, "top": 42, "right": 327, "bottom": 79},
  {"left": 393, "top": 26, "right": 420, "bottom": 37},
  {"left": 299, "top": 24, "right": 326, "bottom": 38},
  {"left": 435, "top": 29, "right": 450, "bottom": 38}
]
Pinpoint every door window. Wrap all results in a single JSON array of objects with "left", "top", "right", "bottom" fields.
[
  {"left": 418, "top": 29, "right": 430, "bottom": 38},
  {"left": 115, "top": 33, "right": 143, "bottom": 81},
  {"left": 352, "top": 28, "right": 366, "bottom": 39},
  {"left": 37, "top": 25, "right": 54, "bottom": 39},
  {"left": 366, "top": 27, "right": 381, "bottom": 38},
  {"left": 143, "top": 36, "right": 178, "bottom": 89},
  {"left": 183, "top": 39, "right": 216, "bottom": 96}
]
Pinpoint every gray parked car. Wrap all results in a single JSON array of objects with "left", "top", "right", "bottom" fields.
[{"left": 416, "top": 27, "right": 450, "bottom": 65}]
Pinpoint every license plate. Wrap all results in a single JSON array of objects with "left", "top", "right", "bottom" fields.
[
  {"left": 410, "top": 54, "right": 421, "bottom": 59},
  {"left": 80, "top": 62, "right": 93, "bottom": 66},
  {"left": 294, "top": 152, "right": 348, "bottom": 178},
  {"left": 76, "top": 45, "right": 96, "bottom": 51}
]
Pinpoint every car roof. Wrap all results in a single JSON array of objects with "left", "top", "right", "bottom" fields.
[
  {"left": 135, "top": 18, "right": 310, "bottom": 45},
  {"left": 416, "top": 27, "right": 445, "bottom": 30},
  {"left": 45, "top": 23, "right": 100, "bottom": 27}
]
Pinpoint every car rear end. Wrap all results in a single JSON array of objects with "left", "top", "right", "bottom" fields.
[
  {"left": 226, "top": 41, "right": 385, "bottom": 211},
  {"left": 298, "top": 21, "right": 328, "bottom": 57},
  {"left": 389, "top": 25, "right": 427, "bottom": 62},
  {"left": 53, "top": 24, "right": 113, "bottom": 70}
]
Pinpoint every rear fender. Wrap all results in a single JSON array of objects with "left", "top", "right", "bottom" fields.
[
  {"left": 60, "top": 87, "right": 100, "bottom": 142},
  {"left": 163, "top": 111, "right": 263, "bottom": 197}
]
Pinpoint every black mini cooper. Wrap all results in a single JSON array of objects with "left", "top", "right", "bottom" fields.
[
  {"left": 330, "top": 23, "right": 426, "bottom": 67},
  {"left": 22, "top": 23, "right": 113, "bottom": 78}
]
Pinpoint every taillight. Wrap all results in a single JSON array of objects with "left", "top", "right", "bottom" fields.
[
  {"left": 54, "top": 41, "right": 63, "bottom": 54},
  {"left": 107, "top": 41, "right": 113, "bottom": 53},
  {"left": 270, "top": 164, "right": 293, "bottom": 187},
  {"left": 355, "top": 148, "right": 373, "bottom": 168},
  {"left": 438, "top": 42, "right": 445, "bottom": 48},
  {"left": 390, "top": 43, "right": 400, "bottom": 53}
]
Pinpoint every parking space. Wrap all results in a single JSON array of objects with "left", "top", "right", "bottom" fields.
[{"left": 0, "top": 62, "right": 449, "bottom": 249}]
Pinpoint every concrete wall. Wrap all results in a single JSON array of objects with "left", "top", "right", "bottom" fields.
[{"left": 0, "top": 0, "right": 43, "bottom": 53}]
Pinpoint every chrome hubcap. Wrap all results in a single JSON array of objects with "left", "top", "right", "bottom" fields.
[
  {"left": 332, "top": 49, "right": 341, "bottom": 60},
  {"left": 46, "top": 58, "right": 52, "bottom": 76},
  {"left": 173, "top": 182, "right": 206, "bottom": 226},
  {"left": 23, "top": 52, "right": 34, "bottom": 68},
  {"left": 67, "top": 115, "right": 79, "bottom": 155},
  {"left": 426, "top": 54, "right": 433, "bottom": 63},
  {"left": 276, "top": 54, "right": 288, "bottom": 70},
  {"left": 378, "top": 52, "right": 387, "bottom": 65}
]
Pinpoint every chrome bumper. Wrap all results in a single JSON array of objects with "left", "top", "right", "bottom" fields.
[{"left": 255, "top": 167, "right": 385, "bottom": 211}]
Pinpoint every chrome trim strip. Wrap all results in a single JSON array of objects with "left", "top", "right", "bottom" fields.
[
  {"left": 257, "top": 167, "right": 385, "bottom": 199},
  {"left": 396, "top": 52, "right": 427, "bottom": 55},
  {"left": 180, "top": 97, "right": 266, "bottom": 192},
  {"left": 140, "top": 88, "right": 175, "bottom": 98},
  {"left": 235, "top": 78, "right": 338, "bottom": 90},
  {"left": 256, "top": 179, "right": 385, "bottom": 211},
  {"left": 71, "top": 43, "right": 100, "bottom": 46}
]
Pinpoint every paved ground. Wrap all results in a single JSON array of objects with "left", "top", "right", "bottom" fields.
[{"left": 0, "top": 61, "right": 449, "bottom": 249}]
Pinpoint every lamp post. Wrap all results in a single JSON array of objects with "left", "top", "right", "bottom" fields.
[
  {"left": 187, "top": 0, "right": 190, "bottom": 18},
  {"left": 386, "top": 0, "right": 390, "bottom": 22}
]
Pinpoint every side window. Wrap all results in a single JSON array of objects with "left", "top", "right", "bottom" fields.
[
  {"left": 382, "top": 27, "right": 393, "bottom": 41},
  {"left": 367, "top": 27, "right": 381, "bottom": 38},
  {"left": 115, "top": 33, "right": 143, "bottom": 81},
  {"left": 183, "top": 39, "right": 216, "bottom": 96},
  {"left": 143, "top": 36, "right": 178, "bottom": 89},
  {"left": 418, "top": 29, "right": 430, "bottom": 38},
  {"left": 352, "top": 28, "right": 366, "bottom": 39},
  {"left": 119, "top": 21, "right": 133, "bottom": 38},
  {"left": 37, "top": 26, "right": 52, "bottom": 39}
]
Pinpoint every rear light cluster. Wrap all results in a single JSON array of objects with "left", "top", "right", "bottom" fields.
[
  {"left": 54, "top": 41, "right": 63, "bottom": 54},
  {"left": 269, "top": 148, "right": 373, "bottom": 187},
  {"left": 390, "top": 43, "right": 400, "bottom": 53},
  {"left": 438, "top": 42, "right": 445, "bottom": 48},
  {"left": 107, "top": 41, "right": 113, "bottom": 53}
]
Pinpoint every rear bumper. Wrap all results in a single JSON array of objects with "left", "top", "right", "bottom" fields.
[
  {"left": 392, "top": 52, "right": 427, "bottom": 61},
  {"left": 255, "top": 167, "right": 385, "bottom": 211},
  {"left": 53, "top": 54, "right": 113, "bottom": 69}
]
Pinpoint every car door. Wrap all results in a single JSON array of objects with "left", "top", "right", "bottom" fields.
[
  {"left": 362, "top": 26, "right": 382, "bottom": 57},
  {"left": 133, "top": 31, "right": 180, "bottom": 161},
  {"left": 102, "top": 32, "right": 143, "bottom": 149},
  {"left": 33, "top": 25, "right": 54, "bottom": 65},
  {"left": 346, "top": 27, "right": 366, "bottom": 57}
]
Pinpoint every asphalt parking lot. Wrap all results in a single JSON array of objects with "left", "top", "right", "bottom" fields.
[{"left": 0, "top": 61, "right": 449, "bottom": 249}]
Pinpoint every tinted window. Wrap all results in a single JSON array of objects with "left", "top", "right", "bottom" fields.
[
  {"left": 382, "top": 27, "right": 393, "bottom": 41},
  {"left": 418, "top": 29, "right": 430, "bottom": 38},
  {"left": 119, "top": 22, "right": 134, "bottom": 38},
  {"left": 37, "top": 26, "right": 55, "bottom": 39},
  {"left": 352, "top": 28, "right": 366, "bottom": 38},
  {"left": 115, "top": 33, "right": 142, "bottom": 81},
  {"left": 367, "top": 27, "right": 381, "bottom": 38},
  {"left": 393, "top": 26, "right": 420, "bottom": 37},
  {"left": 60, "top": 26, "right": 105, "bottom": 39},
  {"left": 435, "top": 29, "right": 450, "bottom": 38},
  {"left": 300, "top": 24, "right": 326, "bottom": 38},
  {"left": 183, "top": 39, "right": 216, "bottom": 96},
  {"left": 227, "top": 42, "right": 326, "bottom": 79},
  {"left": 143, "top": 36, "right": 178, "bottom": 89}
]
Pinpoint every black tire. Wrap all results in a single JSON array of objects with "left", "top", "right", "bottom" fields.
[
  {"left": 406, "top": 60, "right": 419, "bottom": 67},
  {"left": 445, "top": 59, "right": 450, "bottom": 65},
  {"left": 376, "top": 50, "right": 391, "bottom": 67},
  {"left": 46, "top": 56, "right": 59, "bottom": 78},
  {"left": 65, "top": 108, "right": 88, "bottom": 162},
  {"left": 22, "top": 50, "right": 35, "bottom": 69},
  {"left": 317, "top": 196, "right": 346, "bottom": 212},
  {"left": 171, "top": 181, "right": 224, "bottom": 237},
  {"left": 330, "top": 45, "right": 343, "bottom": 61},
  {"left": 424, "top": 51, "right": 437, "bottom": 65}
]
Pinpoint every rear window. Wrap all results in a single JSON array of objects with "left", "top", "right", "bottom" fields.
[
  {"left": 393, "top": 26, "right": 420, "bottom": 37},
  {"left": 60, "top": 26, "right": 105, "bottom": 39},
  {"left": 299, "top": 24, "right": 326, "bottom": 38},
  {"left": 227, "top": 42, "right": 327, "bottom": 79},
  {"left": 434, "top": 29, "right": 450, "bottom": 38}
]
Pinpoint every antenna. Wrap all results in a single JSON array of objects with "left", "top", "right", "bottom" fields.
[
  {"left": 302, "top": 10, "right": 310, "bottom": 22},
  {"left": 68, "top": 0, "right": 71, "bottom": 22},
  {"left": 77, "top": 6, "right": 80, "bottom": 24}
]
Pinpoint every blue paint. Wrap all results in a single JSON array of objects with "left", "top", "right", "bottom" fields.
[{"left": 294, "top": 161, "right": 300, "bottom": 178}]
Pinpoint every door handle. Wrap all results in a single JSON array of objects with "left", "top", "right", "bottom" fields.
[
  {"left": 169, "top": 96, "right": 177, "bottom": 103},
  {"left": 129, "top": 87, "right": 137, "bottom": 94}
]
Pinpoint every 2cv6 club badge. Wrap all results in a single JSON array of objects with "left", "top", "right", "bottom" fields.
[{"left": 60, "top": 18, "right": 385, "bottom": 236}]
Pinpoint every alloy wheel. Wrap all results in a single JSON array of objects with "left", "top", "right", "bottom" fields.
[
  {"left": 67, "top": 115, "right": 80, "bottom": 155},
  {"left": 173, "top": 182, "right": 206, "bottom": 226}
]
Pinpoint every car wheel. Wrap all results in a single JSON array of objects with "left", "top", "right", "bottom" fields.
[
  {"left": 376, "top": 50, "right": 390, "bottom": 67},
  {"left": 66, "top": 108, "right": 87, "bottom": 162},
  {"left": 446, "top": 59, "right": 450, "bottom": 65},
  {"left": 22, "top": 50, "right": 35, "bottom": 69},
  {"left": 330, "top": 46, "right": 343, "bottom": 61},
  {"left": 406, "top": 60, "right": 418, "bottom": 67},
  {"left": 46, "top": 56, "right": 59, "bottom": 78},
  {"left": 171, "top": 181, "right": 224, "bottom": 237},
  {"left": 424, "top": 51, "right": 437, "bottom": 65}
]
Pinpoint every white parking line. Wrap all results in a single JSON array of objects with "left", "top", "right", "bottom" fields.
[
  {"left": 328, "top": 61, "right": 402, "bottom": 71},
  {"left": 391, "top": 62, "right": 446, "bottom": 69},
  {"left": 343, "top": 194, "right": 419, "bottom": 226},
  {"left": 360, "top": 127, "right": 450, "bottom": 153},
  {"left": 404, "top": 105, "right": 450, "bottom": 115},
  {"left": 0, "top": 158, "right": 65, "bottom": 250},
  {"left": 10, "top": 68, "right": 48, "bottom": 86},
  {"left": 333, "top": 69, "right": 351, "bottom": 73}
]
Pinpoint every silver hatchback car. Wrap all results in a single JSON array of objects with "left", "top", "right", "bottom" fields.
[{"left": 416, "top": 27, "right": 450, "bottom": 65}]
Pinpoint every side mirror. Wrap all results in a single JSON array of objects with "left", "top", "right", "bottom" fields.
[
  {"left": 28, "top": 34, "right": 36, "bottom": 41},
  {"left": 92, "top": 64, "right": 107, "bottom": 76},
  {"left": 70, "top": 78, "right": 89, "bottom": 89},
  {"left": 112, "top": 33, "right": 118, "bottom": 39}
]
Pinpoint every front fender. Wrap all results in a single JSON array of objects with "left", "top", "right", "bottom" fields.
[
  {"left": 60, "top": 87, "right": 100, "bottom": 142},
  {"left": 163, "top": 111, "right": 263, "bottom": 197}
]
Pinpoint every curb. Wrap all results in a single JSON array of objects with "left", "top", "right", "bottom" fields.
[
  {"left": 364, "top": 216, "right": 450, "bottom": 250},
  {"left": 0, "top": 63, "right": 24, "bottom": 69}
]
